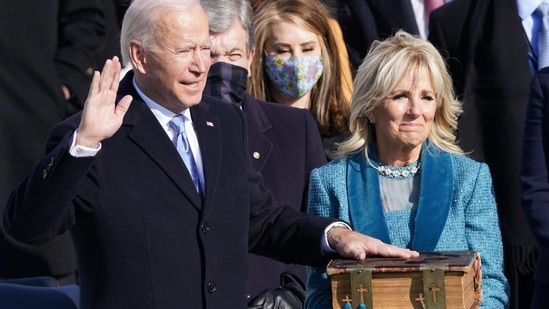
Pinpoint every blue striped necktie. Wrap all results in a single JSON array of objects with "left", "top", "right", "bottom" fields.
[
  {"left": 169, "top": 114, "right": 203, "bottom": 198},
  {"left": 536, "top": 2, "right": 549, "bottom": 70}
]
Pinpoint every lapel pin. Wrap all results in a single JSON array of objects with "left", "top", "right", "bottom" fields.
[{"left": 206, "top": 121, "right": 214, "bottom": 127}]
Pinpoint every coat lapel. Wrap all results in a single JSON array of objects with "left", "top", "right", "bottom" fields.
[
  {"left": 124, "top": 102, "right": 203, "bottom": 210},
  {"left": 411, "top": 146, "right": 454, "bottom": 251},
  {"left": 242, "top": 94, "right": 273, "bottom": 172},
  {"left": 119, "top": 72, "right": 203, "bottom": 210},
  {"left": 467, "top": 0, "right": 490, "bottom": 62},
  {"left": 190, "top": 102, "right": 221, "bottom": 210},
  {"left": 347, "top": 152, "right": 391, "bottom": 243},
  {"left": 346, "top": 145, "right": 454, "bottom": 251}
]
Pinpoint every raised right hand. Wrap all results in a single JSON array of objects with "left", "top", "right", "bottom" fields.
[{"left": 76, "top": 56, "right": 133, "bottom": 148}]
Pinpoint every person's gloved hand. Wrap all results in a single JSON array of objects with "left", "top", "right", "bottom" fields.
[{"left": 247, "top": 272, "right": 306, "bottom": 309}]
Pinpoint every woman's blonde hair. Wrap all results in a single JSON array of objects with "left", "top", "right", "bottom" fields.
[
  {"left": 248, "top": 0, "right": 349, "bottom": 137},
  {"left": 336, "top": 30, "right": 463, "bottom": 158}
]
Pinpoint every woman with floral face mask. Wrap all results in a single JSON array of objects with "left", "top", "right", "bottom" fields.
[{"left": 249, "top": 0, "right": 352, "bottom": 157}]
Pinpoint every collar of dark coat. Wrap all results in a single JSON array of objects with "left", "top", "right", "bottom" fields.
[
  {"left": 116, "top": 70, "right": 223, "bottom": 210},
  {"left": 242, "top": 93, "right": 272, "bottom": 133},
  {"left": 346, "top": 142, "right": 454, "bottom": 252},
  {"left": 241, "top": 94, "right": 274, "bottom": 172}
]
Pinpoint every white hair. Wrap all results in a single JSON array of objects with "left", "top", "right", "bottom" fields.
[{"left": 119, "top": 0, "right": 201, "bottom": 68}]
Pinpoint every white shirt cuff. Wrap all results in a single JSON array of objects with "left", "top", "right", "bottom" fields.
[
  {"left": 322, "top": 222, "right": 352, "bottom": 253},
  {"left": 69, "top": 130, "right": 101, "bottom": 157}
]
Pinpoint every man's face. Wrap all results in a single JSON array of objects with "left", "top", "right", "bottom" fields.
[
  {"left": 209, "top": 19, "right": 253, "bottom": 75},
  {"left": 133, "top": 4, "right": 212, "bottom": 113}
]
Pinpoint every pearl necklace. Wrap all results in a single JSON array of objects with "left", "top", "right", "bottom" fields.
[{"left": 374, "top": 161, "right": 421, "bottom": 179}]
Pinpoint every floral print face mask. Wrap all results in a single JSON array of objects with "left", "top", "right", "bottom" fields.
[{"left": 264, "top": 55, "right": 324, "bottom": 99}]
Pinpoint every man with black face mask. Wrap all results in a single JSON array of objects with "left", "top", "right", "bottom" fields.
[{"left": 201, "top": 0, "right": 327, "bottom": 307}]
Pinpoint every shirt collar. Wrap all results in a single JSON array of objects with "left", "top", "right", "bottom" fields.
[
  {"left": 517, "top": 0, "right": 543, "bottom": 20},
  {"left": 132, "top": 77, "right": 192, "bottom": 130}
]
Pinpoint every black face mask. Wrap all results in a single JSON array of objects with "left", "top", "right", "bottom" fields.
[{"left": 203, "top": 62, "right": 248, "bottom": 107}]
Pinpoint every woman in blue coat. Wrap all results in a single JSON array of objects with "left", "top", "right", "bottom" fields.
[{"left": 305, "top": 30, "right": 509, "bottom": 308}]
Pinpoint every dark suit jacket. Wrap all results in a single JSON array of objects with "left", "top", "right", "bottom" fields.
[
  {"left": 521, "top": 67, "right": 549, "bottom": 284},
  {"left": 0, "top": 0, "right": 105, "bottom": 281},
  {"left": 242, "top": 93, "right": 327, "bottom": 296},
  {"left": 333, "top": 0, "right": 419, "bottom": 71},
  {"left": 3, "top": 73, "right": 336, "bottom": 308},
  {"left": 428, "top": 0, "right": 538, "bottom": 277}
]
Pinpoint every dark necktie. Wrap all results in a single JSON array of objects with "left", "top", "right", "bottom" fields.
[
  {"left": 536, "top": 2, "right": 549, "bottom": 69},
  {"left": 169, "top": 114, "right": 203, "bottom": 197}
]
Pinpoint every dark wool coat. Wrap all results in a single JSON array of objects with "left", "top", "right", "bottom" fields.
[{"left": 4, "top": 72, "right": 337, "bottom": 308}]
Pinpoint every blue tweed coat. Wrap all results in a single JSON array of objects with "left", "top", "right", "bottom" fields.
[{"left": 305, "top": 145, "right": 510, "bottom": 308}]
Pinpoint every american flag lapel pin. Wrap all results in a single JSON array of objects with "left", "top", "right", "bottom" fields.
[{"left": 206, "top": 121, "right": 214, "bottom": 127}]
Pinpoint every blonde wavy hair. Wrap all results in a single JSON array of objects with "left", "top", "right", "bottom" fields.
[{"left": 336, "top": 30, "right": 463, "bottom": 158}]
